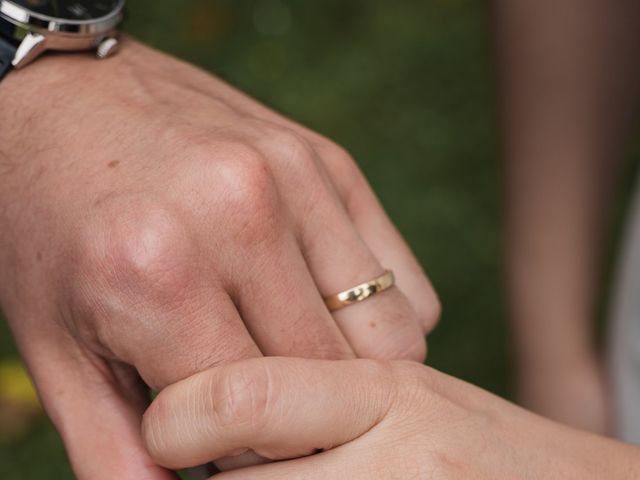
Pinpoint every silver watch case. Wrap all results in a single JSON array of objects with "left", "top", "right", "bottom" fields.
[{"left": 0, "top": 0, "right": 124, "bottom": 69}]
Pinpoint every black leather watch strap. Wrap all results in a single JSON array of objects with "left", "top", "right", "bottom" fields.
[{"left": 0, "top": 36, "right": 16, "bottom": 81}]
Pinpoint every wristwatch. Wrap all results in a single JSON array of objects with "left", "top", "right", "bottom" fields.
[{"left": 0, "top": 0, "right": 124, "bottom": 81}]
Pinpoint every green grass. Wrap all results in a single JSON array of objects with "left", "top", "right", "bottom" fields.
[{"left": 0, "top": 0, "right": 542, "bottom": 476}]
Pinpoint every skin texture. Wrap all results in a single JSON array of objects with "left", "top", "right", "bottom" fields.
[
  {"left": 143, "top": 357, "right": 640, "bottom": 479},
  {"left": 492, "top": 0, "right": 640, "bottom": 433},
  {"left": 0, "top": 38, "right": 440, "bottom": 479}
]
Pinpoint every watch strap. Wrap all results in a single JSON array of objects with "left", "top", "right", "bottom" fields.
[{"left": 0, "top": 36, "right": 16, "bottom": 81}]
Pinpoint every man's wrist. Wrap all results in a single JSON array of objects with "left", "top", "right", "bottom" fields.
[
  {"left": 0, "top": 54, "right": 86, "bottom": 150},
  {"left": 0, "top": 38, "right": 139, "bottom": 175},
  {"left": 0, "top": 36, "right": 137, "bottom": 113}
]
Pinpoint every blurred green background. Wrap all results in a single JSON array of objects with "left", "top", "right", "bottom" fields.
[{"left": 2, "top": 0, "right": 634, "bottom": 477}]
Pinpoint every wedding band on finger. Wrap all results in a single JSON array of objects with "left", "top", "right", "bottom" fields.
[{"left": 323, "top": 270, "right": 395, "bottom": 312}]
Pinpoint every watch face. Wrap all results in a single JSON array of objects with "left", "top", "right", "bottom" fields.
[{"left": 8, "top": 0, "right": 121, "bottom": 21}]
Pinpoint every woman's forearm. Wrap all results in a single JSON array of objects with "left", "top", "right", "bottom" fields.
[{"left": 492, "top": 0, "right": 640, "bottom": 430}]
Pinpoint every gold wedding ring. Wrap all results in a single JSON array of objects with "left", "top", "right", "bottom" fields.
[{"left": 324, "top": 270, "right": 395, "bottom": 312}]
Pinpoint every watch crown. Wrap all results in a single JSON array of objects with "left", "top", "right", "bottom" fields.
[{"left": 96, "top": 37, "right": 119, "bottom": 59}]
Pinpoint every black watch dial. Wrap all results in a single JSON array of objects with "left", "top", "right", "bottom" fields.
[{"left": 8, "top": 0, "right": 121, "bottom": 21}]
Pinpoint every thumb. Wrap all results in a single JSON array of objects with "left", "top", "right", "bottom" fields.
[
  {"left": 142, "top": 357, "right": 396, "bottom": 470},
  {"left": 19, "top": 334, "right": 177, "bottom": 480}
]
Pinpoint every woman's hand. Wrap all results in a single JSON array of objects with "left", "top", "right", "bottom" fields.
[
  {"left": 143, "top": 357, "right": 640, "bottom": 479},
  {"left": 0, "top": 38, "right": 439, "bottom": 478}
]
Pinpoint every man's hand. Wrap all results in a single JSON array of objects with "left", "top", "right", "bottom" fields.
[
  {"left": 0, "top": 39, "right": 439, "bottom": 478},
  {"left": 143, "top": 357, "right": 640, "bottom": 479}
]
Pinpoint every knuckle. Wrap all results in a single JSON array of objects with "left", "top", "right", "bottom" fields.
[
  {"left": 314, "top": 139, "right": 362, "bottom": 184},
  {"left": 357, "top": 358, "right": 397, "bottom": 382},
  {"left": 216, "top": 141, "right": 274, "bottom": 200},
  {"left": 274, "top": 128, "right": 318, "bottom": 168},
  {"left": 390, "top": 361, "right": 434, "bottom": 406},
  {"left": 73, "top": 196, "right": 196, "bottom": 305},
  {"left": 211, "top": 144, "right": 283, "bottom": 246},
  {"left": 321, "top": 143, "right": 371, "bottom": 214},
  {"left": 220, "top": 150, "right": 277, "bottom": 210},
  {"left": 169, "top": 139, "right": 283, "bottom": 248},
  {"left": 208, "top": 359, "right": 275, "bottom": 430},
  {"left": 352, "top": 359, "right": 398, "bottom": 408},
  {"left": 315, "top": 139, "right": 354, "bottom": 165},
  {"left": 186, "top": 140, "right": 277, "bottom": 207},
  {"left": 258, "top": 124, "right": 325, "bottom": 179}
]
